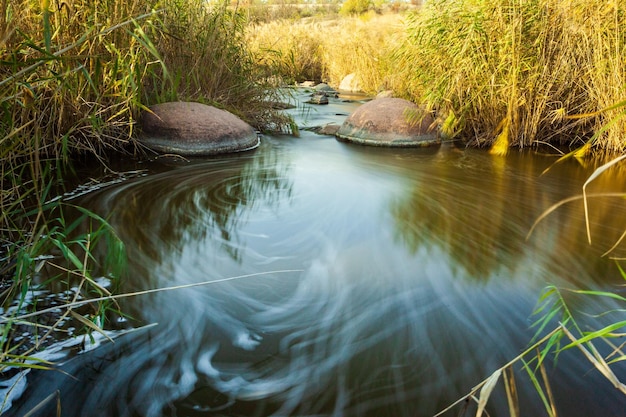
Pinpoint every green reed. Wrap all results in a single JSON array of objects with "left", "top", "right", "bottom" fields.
[
  {"left": 436, "top": 156, "right": 626, "bottom": 416},
  {"left": 0, "top": 176, "right": 127, "bottom": 369}
]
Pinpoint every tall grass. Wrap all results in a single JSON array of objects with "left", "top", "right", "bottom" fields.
[
  {"left": 394, "top": 0, "right": 626, "bottom": 155},
  {"left": 247, "top": 12, "right": 405, "bottom": 94},
  {"left": 146, "top": 0, "right": 291, "bottom": 128}
]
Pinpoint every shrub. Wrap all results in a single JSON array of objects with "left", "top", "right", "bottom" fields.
[{"left": 340, "top": 0, "right": 373, "bottom": 16}]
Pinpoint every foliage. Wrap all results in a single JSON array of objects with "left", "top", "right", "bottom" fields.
[
  {"left": 245, "top": 0, "right": 341, "bottom": 23},
  {"left": 0, "top": 0, "right": 288, "bottom": 158},
  {"left": 437, "top": 155, "right": 626, "bottom": 415},
  {"left": 247, "top": 19, "right": 326, "bottom": 84},
  {"left": 340, "top": 0, "right": 373, "bottom": 16},
  {"left": 394, "top": 0, "right": 626, "bottom": 155},
  {"left": 147, "top": 0, "right": 291, "bottom": 128},
  {"left": 247, "top": 13, "right": 404, "bottom": 93},
  {"left": 0, "top": 193, "right": 127, "bottom": 371}
]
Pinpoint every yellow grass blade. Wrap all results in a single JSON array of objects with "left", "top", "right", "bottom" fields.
[
  {"left": 563, "top": 99, "right": 626, "bottom": 120},
  {"left": 1, "top": 270, "right": 303, "bottom": 324},
  {"left": 537, "top": 349, "right": 558, "bottom": 417},
  {"left": 581, "top": 154, "right": 626, "bottom": 243},
  {"left": 70, "top": 311, "right": 114, "bottom": 343},
  {"left": 490, "top": 118, "right": 509, "bottom": 156},
  {"left": 526, "top": 192, "right": 626, "bottom": 241},
  {"left": 561, "top": 324, "right": 626, "bottom": 395},
  {"left": 503, "top": 366, "right": 519, "bottom": 417}
]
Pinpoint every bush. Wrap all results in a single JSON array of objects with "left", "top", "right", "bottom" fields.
[{"left": 340, "top": 0, "right": 373, "bottom": 16}]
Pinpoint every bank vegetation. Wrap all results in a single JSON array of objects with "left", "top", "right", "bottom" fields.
[
  {"left": 0, "top": 0, "right": 287, "bottom": 370},
  {"left": 249, "top": 0, "right": 626, "bottom": 156}
]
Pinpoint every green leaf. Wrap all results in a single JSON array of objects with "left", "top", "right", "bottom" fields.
[{"left": 562, "top": 321, "right": 626, "bottom": 350}]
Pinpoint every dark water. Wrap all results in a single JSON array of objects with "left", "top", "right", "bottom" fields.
[{"left": 4, "top": 92, "right": 626, "bottom": 416}]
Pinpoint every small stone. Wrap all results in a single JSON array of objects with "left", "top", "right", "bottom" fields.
[
  {"left": 306, "top": 123, "right": 341, "bottom": 136},
  {"left": 307, "top": 93, "right": 329, "bottom": 105},
  {"left": 318, "top": 123, "right": 341, "bottom": 136}
]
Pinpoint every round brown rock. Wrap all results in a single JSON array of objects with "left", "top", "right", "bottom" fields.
[
  {"left": 139, "top": 102, "right": 259, "bottom": 156},
  {"left": 336, "top": 98, "right": 440, "bottom": 147}
]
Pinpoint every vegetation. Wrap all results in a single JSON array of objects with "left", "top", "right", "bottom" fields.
[
  {"left": 1, "top": 0, "right": 626, "bottom": 413},
  {"left": 247, "top": 1, "right": 626, "bottom": 412},
  {"left": 249, "top": 0, "right": 626, "bottom": 155},
  {"left": 245, "top": 0, "right": 341, "bottom": 23},
  {"left": 435, "top": 157, "right": 626, "bottom": 416},
  {"left": 339, "top": 0, "right": 373, "bottom": 16},
  {"left": 248, "top": 12, "right": 404, "bottom": 92},
  {"left": 394, "top": 0, "right": 626, "bottom": 155}
]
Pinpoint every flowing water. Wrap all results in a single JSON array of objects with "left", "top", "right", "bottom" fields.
[{"left": 4, "top": 90, "right": 626, "bottom": 416}]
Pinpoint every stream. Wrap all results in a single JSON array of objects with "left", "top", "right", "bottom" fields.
[{"left": 3, "top": 89, "right": 626, "bottom": 416}]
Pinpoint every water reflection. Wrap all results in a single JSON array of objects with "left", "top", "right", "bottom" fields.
[
  {"left": 105, "top": 144, "right": 293, "bottom": 267},
  {"left": 7, "top": 137, "right": 626, "bottom": 416},
  {"left": 390, "top": 149, "right": 626, "bottom": 283}
]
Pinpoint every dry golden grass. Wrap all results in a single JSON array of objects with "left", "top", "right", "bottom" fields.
[
  {"left": 395, "top": 0, "right": 626, "bottom": 155},
  {"left": 247, "top": 12, "right": 405, "bottom": 94},
  {"left": 1, "top": 0, "right": 155, "bottom": 159},
  {"left": 0, "top": 0, "right": 287, "bottom": 164}
]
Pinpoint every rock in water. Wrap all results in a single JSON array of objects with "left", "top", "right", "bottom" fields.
[
  {"left": 307, "top": 93, "right": 329, "bottom": 105},
  {"left": 339, "top": 73, "right": 360, "bottom": 92},
  {"left": 336, "top": 98, "right": 440, "bottom": 147},
  {"left": 139, "top": 102, "right": 259, "bottom": 156}
]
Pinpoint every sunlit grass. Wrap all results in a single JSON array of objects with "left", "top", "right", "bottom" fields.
[
  {"left": 247, "top": 12, "right": 405, "bottom": 94},
  {"left": 394, "top": 0, "right": 626, "bottom": 155}
]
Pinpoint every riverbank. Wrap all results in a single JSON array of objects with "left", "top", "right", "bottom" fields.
[
  {"left": 0, "top": 0, "right": 290, "bottom": 372},
  {"left": 249, "top": 0, "right": 626, "bottom": 156}
]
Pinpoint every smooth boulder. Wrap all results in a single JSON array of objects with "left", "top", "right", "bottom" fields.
[
  {"left": 139, "top": 102, "right": 259, "bottom": 156},
  {"left": 336, "top": 98, "right": 440, "bottom": 147}
]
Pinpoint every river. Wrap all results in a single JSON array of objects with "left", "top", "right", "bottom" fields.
[{"left": 3, "top": 89, "right": 626, "bottom": 416}]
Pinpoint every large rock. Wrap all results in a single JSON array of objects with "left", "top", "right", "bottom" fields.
[
  {"left": 336, "top": 98, "right": 440, "bottom": 147},
  {"left": 139, "top": 102, "right": 259, "bottom": 156}
]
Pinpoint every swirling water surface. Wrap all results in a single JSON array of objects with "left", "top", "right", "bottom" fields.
[{"left": 6, "top": 94, "right": 626, "bottom": 417}]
